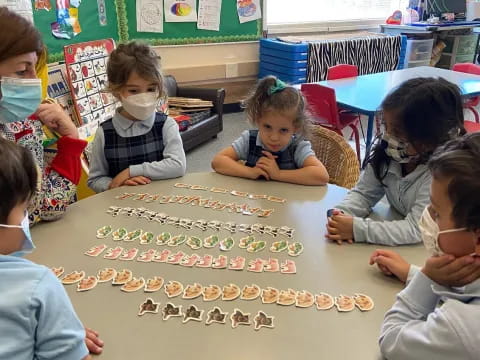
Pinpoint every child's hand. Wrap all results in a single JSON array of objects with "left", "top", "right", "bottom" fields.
[
  {"left": 248, "top": 166, "right": 270, "bottom": 180},
  {"left": 85, "top": 327, "right": 104, "bottom": 354},
  {"left": 422, "top": 254, "right": 480, "bottom": 287},
  {"left": 123, "top": 176, "right": 152, "bottom": 186},
  {"left": 255, "top": 151, "right": 280, "bottom": 179},
  {"left": 109, "top": 168, "right": 130, "bottom": 189},
  {"left": 325, "top": 212, "right": 354, "bottom": 244},
  {"left": 36, "top": 103, "right": 78, "bottom": 138},
  {"left": 369, "top": 249, "right": 410, "bottom": 283}
]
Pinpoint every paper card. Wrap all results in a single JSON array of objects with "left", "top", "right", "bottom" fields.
[
  {"left": 202, "top": 284, "right": 221, "bottom": 301},
  {"left": 261, "top": 287, "right": 279, "bottom": 304},
  {"left": 230, "top": 309, "right": 251, "bottom": 328},
  {"left": 206, "top": 307, "right": 228, "bottom": 325},
  {"left": 335, "top": 295, "right": 356, "bottom": 312},
  {"left": 237, "top": 0, "right": 261, "bottom": 24},
  {"left": 315, "top": 293, "right": 335, "bottom": 311},
  {"left": 121, "top": 277, "right": 146, "bottom": 292},
  {"left": 77, "top": 276, "right": 98, "bottom": 292},
  {"left": 138, "top": 298, "right": 160, "bottom": 316},
  {"left": 164, "top": 281, "right": 184, "bottom": 298},
  {"left": 183, "top": 305, "right": 204, "bottom": 323},
  {"left": 354, "top": 294, "right": 374, "bottom": 311},
  {"left": 254, "top": 311, "right": 274, "bottom": 331},
  {"left": 222, "top": 284, "right": 241, "bottom": 301},
  {"left": 112, "top": 269, "right": 133, "bottom": 285},
  {"left": 164, "top": 0, "right": 197, "bottom": 22},
  {"left": 295, "top": 290, "right": 315, "bottom": 308},
  {"left": 162, "top": 303, "right": 183, "bottom": 320},
  {"left": 182, "top": 283, "right": 203, "bottom": 299},
  {"left": 240, "top": 284, "right": 261, "bottom": 300},
  {"left": 277, "top": 289, "right": 297, "bottom": 306},
  {"left": 145, "top": 276, "right": 165, "bottom": 292},
  {"left": 97, "top": 268, "right": 117, "bottom": 283},
  {"left": 197, "top": 0, "right": 221, "bottom": 31},
  {"left": 62, "top": 271, "right": 85, "bottom": 285}
]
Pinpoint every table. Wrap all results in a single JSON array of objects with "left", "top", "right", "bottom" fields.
[
  {"left": 315, "top": 66, "right": 480, "bottom": 159},
  {"left": 29, "top": 173, "right": 426, "bottom": 360}
]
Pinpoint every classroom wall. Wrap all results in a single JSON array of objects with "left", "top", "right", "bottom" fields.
[{"left": 158, "top": 42, "right": 260, "bottom": 103}]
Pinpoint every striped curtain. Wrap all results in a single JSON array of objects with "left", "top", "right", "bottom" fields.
[{"left": 307, "top": 36, "right": 402, "bottom": 82}]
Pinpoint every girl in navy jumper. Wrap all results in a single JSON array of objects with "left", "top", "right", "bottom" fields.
[{"left": 212, "top": 76, "right": 328, "bottom": 186}]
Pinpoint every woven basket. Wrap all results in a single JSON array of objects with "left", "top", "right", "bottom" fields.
[{"left": 309, "top": 125, "right": 360, "bottom": 189}]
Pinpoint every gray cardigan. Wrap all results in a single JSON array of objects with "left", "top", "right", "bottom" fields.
[
  {"left": 335, "top": 161, "right": 431, "bottom": 245},
  {"left": 380, "top": 270, "right": 480, "bottom": 360}
]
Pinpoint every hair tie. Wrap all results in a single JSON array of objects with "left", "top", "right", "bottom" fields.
[{"left": 268, "top": 78, "right": 287, "bottom": 95}]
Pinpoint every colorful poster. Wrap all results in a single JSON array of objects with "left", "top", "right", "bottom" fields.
[
  {"left": 164, "top": 0, "right": 197, "bottom": 22},
  {"left": 197, "top": 0, "right": 221, "bottom": 31},
  {"left": 137, "top": 0, "right": 164, "bottom": 33},
  {"left": 51, "top": 0, "right": 82, "bottom": 39},
  {"left": 64, "top": 39, "right": 117, "bottom": 132},
  {"left": 237, "top": 0, "right": 261, "bottom": 24},
  {"left": 47, "top": 68, "right": 78, "bottom": 126}
]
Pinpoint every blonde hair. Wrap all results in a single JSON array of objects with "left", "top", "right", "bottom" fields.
[
  {"left": 106, "top": 41, "right": 164, "bottom": 97},
  {"left": 242, "top": 76, "right": 311, "bottom": 136}
]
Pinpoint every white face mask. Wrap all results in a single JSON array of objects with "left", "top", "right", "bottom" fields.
[
  {"left": 121, "top": 92, "right": 158, "bottom": 120},
  {"left": 0, "top": 211, "right": 34, "bottom": 257},
  {"left": 418, "top": 206, "right": 467, "bottom": 257}
]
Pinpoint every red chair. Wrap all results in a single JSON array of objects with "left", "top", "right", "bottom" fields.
[
  {"left": 327, "top": 64, "right": 358, "bottom": 80},
  {"left": 465, "top": 120, "right": 480, "bottom": 133},
  {"left": 327, "top": 64, "right": 381, "bottom": 136},
  {"left": 301, "top": 83, "right": 362, "bottom": 164},
  {"left": 453, "top": 63, "right": 480, "bottom": 123}
]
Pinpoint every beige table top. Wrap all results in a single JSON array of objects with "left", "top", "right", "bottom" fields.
[{"left": 29, "top": 172, "right": 426, "bottom": 360}]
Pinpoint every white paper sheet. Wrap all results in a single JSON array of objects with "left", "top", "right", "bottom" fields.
[
  {"left": 137, "top": 0, "right": 164, "bottom": 33},
  {"left": 237, "top": 0, "right": 261, "bottom": 24},
  {"left": 197, "top": 0, "right": 221, "bottom": 31},
  {"left": 164, "top": 0, "right": 197, "bottom": 22},
  {"left": 0, "top": 0, "right": 33, "bottom": 22}
]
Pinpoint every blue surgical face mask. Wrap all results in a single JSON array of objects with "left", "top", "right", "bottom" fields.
[
  {"left": 0, "top": 77, "right": 42, "bottom": 124},
  {"left": 0, "top": 212, "right": 35, "bottom": 257}
]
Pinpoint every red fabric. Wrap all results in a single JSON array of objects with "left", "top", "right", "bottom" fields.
[
  {"left": 465, "top": 120, "right": 480, "bottom": 133},
  {"left": 50, "top": 136, "right": 87, "bottom": 185}
]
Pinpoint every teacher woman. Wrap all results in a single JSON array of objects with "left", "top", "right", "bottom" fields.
[{"left": 0, "top": 6, "right": 104, "bottom": 354}]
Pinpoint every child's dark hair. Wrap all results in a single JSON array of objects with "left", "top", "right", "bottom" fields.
[
  {"left": 428, "top": 133, "right": 480, "bottom": 231},
  {"left": 243, "top": 76, "right": 311, "bottom": 136},
  {"left": 106, "top": 41, "right": 163, "bottom": 97},
  {"left": 0, "top": 138, "right": 37, "bottom": 223},
  {"left": 368, "top": 77, "right": 465, "bottom": 181}
]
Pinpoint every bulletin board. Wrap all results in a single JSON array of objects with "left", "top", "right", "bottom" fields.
[
  {"left": 32, "top": 0, "right": 120, "bottom": 63},
  {"left": 32, "top": 1, "right": 262, "bottom": 63},
  {"left": 124, "top": 1, "right": 262, "bottom": 45}
]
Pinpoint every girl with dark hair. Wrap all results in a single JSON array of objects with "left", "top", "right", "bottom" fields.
[
  {"left": 212, "top": 75, "right": 329, "bottom": 186},
  {"left": 327, "top": 77, "right": 465, "bottom": 246},
  {"left": 88, "top": 41, "right": 186, "bottom": 193}
]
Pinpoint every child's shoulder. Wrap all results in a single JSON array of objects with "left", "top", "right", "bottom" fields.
[
  {"left": 0, "top": 256, "right": 53, "bottom": 306},
  {"left": 0, "top": 256, "right": 51, "bottom": 284}
]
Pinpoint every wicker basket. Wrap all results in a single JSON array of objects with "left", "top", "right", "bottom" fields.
[{"left": 309, "top": 125, "right": 360, "bottom": 189}]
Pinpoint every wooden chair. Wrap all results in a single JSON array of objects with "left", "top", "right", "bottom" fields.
[
  {"left": 309, "top": 125, "right": 360, "bottom": 189},
  {"left": 301, "top": 83, "right": 362, "bottom": 164}
]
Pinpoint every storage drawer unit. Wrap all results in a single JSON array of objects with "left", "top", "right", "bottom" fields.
[{"left": 259, "top": 39, "right": 309, "bottom": 84}]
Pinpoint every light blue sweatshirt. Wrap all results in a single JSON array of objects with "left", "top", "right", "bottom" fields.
[
  {"left": 380, "top": 270, "right": 480, "bottom": 360},
  {"left": 335, "top": 161, "right": 431, "bottom": 245},
  {"left": 88, "top": 109, "right": 186, "bottom": 193}
]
